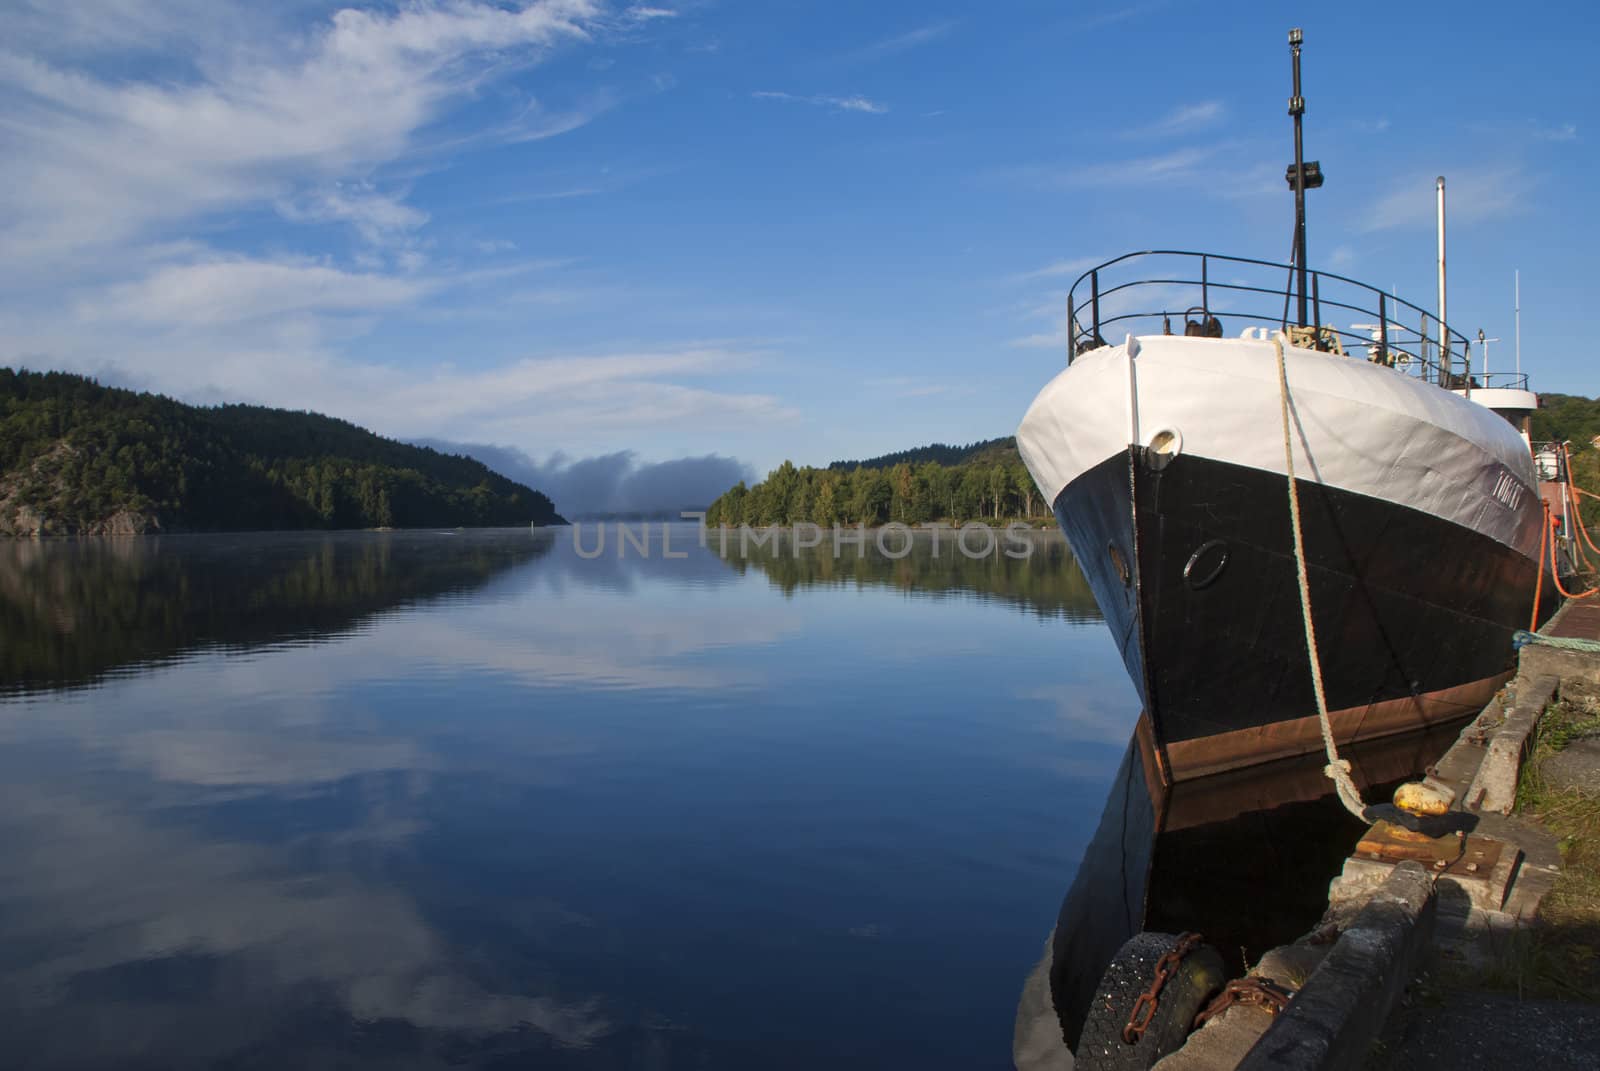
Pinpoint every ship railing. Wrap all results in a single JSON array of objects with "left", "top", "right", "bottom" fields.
[
  {"left": 1065, "top": 250, "right": 1476, "bottom": 387},
  {"left": 1467, "top": 371, "right": 1532, "bottom": 392}
]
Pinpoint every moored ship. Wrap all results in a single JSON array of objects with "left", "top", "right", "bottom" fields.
[{"left": 1016, "top": 30, "right": 1561, "bottom": 785}]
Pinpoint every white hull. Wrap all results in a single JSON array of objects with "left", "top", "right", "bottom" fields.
[{"left": 1016, "top": 334, "right": 1544, "bottom": 562}]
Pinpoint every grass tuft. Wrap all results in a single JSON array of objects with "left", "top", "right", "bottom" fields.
[{"left": 1497, "top": 697, "right": 1600, "bottom": 1001}]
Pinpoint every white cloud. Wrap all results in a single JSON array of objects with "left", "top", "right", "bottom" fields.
[
  {"left": 277, "top": 183, "right": 430, "bottom": 248},
  {"left": 0, "top": 0, "right": 606, "bottom": 267},
  {"left": 0, "top": 3, "right": 797, "bottom": 461},
  {"left": 82, "top": 256, "right": 431, "bottom": 326},
  {"left": 752, "top": 90, "right": 889, "bottom": 115}
]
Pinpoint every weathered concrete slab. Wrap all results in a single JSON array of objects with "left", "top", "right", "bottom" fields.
[
  {"left": 1365, "top": 991, "right": 1600, "bottom": 1070},
  {"left": 1540, "top": 736, "right": 1600, "bottom": 793},
  {"left": 1463, "top": 674, "right": 1558, "bottom": 814},
  {"left": 1152, "top": 1005, "right": 1274, "bottom": 1071},
  {"left": 1235, "top": 863, "right": 1435, "bottom": 1071}
]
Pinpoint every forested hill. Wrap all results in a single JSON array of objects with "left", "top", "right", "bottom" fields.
[
  {"left": 705, "top": 453, "right": 1045, "bottom": 528},
  {"left": 1533, "top": 393, "right": 1600, "bottom": 446},
  {"left": 706, "top": 435, "right": 1039, "bottom": 528},
  {"left": 827, "top": 437, "right": 1016, "bottom": 471},
  {"left": 0, "top": 369, "right": 565, "bottom": 535}
]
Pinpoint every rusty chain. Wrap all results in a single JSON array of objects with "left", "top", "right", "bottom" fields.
[
  {"left": 1192, "top": 975, "right": 1296, "bottom": 1028},
  {"left": 1121, "top": 932, "right": 1206, "bottom": 1045}
]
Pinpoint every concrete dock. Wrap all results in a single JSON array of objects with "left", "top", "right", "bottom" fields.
[{"left": 1145, "top": 599, "right": 1600, "bottom": 1071}]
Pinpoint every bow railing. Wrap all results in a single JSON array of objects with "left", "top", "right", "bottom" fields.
[{"left": 1066, "top": 250, "right": 1479, "bottom": 387}]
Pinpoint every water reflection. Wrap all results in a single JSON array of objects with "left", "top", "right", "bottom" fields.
[
  {"left": 0, "top": 530, "right": 557, "bottom": 697},
  {"left": 0, "top": 528, "right": 1128, "bottom": 1069},
  {"left": 1012, "top": 718, "right": 1468, "bottom": 1069},
  {"left": 715, "top": 528, "right": 1103, "bottom": 623}
]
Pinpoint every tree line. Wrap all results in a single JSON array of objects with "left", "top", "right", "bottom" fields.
[
  {"left": 0, "top": 369, "right": 565, "bottom": 534},
  {"left": 826, "top": 436, "right": 1014, "bottom": 472},
  {"left": 704, "top": 453, "right": 1047, "bottom": 528}
]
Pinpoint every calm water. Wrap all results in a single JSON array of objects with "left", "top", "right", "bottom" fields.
[{"left": 0, "top": 526, "right": 1137, "bottom": 1069}]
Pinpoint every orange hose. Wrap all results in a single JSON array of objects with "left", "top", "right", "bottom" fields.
[
  {"left": 1577, "top": 503, "right": 1600, "bottom": 557},
  {"left": 1572, "top": 507, "right": 1594, "bottom": 572},
  {"left": 1548, "top": 509, "right": 1599, "bottom": 600},
  {"left": 1531, "top": 501, "right": 1549, "bottom": 630},
  {"left": 1561, "top": 444, "right": 1600, "bottom": 557}
]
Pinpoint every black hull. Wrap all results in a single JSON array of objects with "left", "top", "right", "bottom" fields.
[{"left": 1053, "top": 448, "right": 1553, "bottom": 780}]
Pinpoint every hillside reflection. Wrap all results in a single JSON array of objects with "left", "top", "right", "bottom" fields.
[
  {"left": 715, "top": 528, "right": 1102, "bottom": 623},
  {"left": 0, "top": 530, "right": 555, "bottom": 696}
]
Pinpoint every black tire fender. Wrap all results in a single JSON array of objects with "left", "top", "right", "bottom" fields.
[{"left": 1074, "top": 931, "right": 1226, "bottom": 1070}]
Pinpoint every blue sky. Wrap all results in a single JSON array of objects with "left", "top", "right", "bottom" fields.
[{"left": 2, "top": 0, "right": 1594, "bottom": 484}]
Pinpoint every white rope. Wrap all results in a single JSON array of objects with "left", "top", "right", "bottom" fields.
[{"left": 1273, "top": 334, "right": 1373, "bottom": 823}]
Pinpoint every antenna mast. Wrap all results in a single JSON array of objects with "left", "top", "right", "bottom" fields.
[
  {"left": 1437, "top": 177, "right": 1449, "bottom": 384},
  {"left": 1288, "top": 28, "right": 1310, "bottom": 328},
  {"left": 1515, "top": 270, "right": 1522, "bottom": 376}
]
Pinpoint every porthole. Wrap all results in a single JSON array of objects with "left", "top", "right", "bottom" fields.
[{"left": 1184, "top": 539, "right": 1229, "bottom": 590}]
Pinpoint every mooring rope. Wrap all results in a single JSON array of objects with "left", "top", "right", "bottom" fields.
[
  {"left": 1512, "top": 630, "right": 1600, "bottom": 654},
  {"left": 1273, "top": 334, "right": 1372, "bottom": 823}
]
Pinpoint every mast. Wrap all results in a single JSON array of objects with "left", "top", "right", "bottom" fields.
[
  {"left": 1289, "top": 28, "right": 1309, "bottom": 328},
  {"left": 1515, "top": 270, "right": 1522, "bottom": 376},
  {"left": 1436, "top": 177, "right": 1449, "bottom": 384}
]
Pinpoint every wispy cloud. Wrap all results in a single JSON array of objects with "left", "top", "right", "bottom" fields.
[
  {"left": 1363, "top": 168, "right": 1532, "bottom": 231},
  {"left": 1007, "top": 330, "right": 1070, "bottom": 351},
  {"left": 1078, "top": 1, "right": 1171, "bottom": 31},
  {"left": 866, "top": 376, "right": 955, "bottom": 399},
  {"left": 846, "top": 20, "right": 957, "bottom": 61},
  {"left": 625, "top": 5, "right": 678, "bottom": 21},
  {"left": 1531, "top": 120, "right": 1578, "bottom": 142},
  {"left": 1004, "top": 146, "right": 1215, "bottom": 190},
  {"left": 1121, "top": 100, "right": 1224, "bottom": 139},
  {"left": 752, "top": 91, "right": 889, "bottom": 115},
  {"left": 1467, "top": 117, "right": 1580, "bottom": 144},
  {"left": 1008, "top": 256, "right": 1104, "bottom": 283},
  {"left": 494, "top": 186, "right": 606, "bottom": 204}
]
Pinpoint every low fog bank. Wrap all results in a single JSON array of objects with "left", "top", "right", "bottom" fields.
[{"left": 413, "top": 439, "right": 752, "bottom": 520}]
